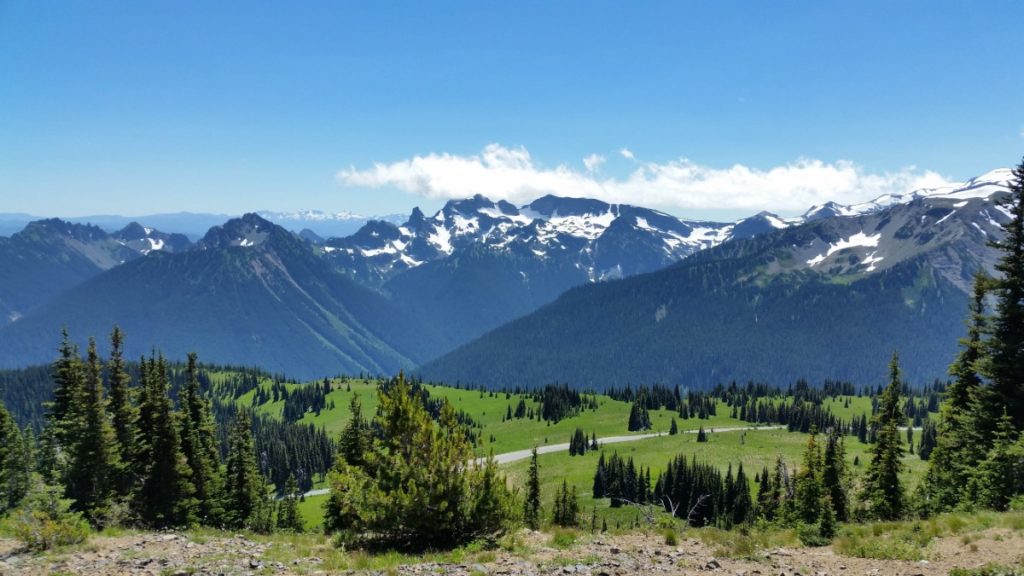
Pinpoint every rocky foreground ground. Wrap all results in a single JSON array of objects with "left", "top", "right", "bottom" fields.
[{"left": 0, "top": 527, "right": 1021, "bottom": 576}]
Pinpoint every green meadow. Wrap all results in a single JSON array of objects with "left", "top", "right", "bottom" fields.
[{"left": 241, "top": 378, "right": 924, "bottom": 531}]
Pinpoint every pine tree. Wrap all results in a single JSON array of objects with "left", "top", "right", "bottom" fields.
[
  {"left": 987, "top": 156, "right": 1024, "bottom": 429},
  {"left": 276, "top": 473, "right": 303, "bottom": 532},
  {"left": 524, "top": 447, "right": 541, "bottom": 529},
  {"left": 338, "top": 394, "right": 368, "bottom": 466},
  {"left": 794, "top": 429, "right": 822, "bottom": 524},
  {"left": 863, "top": 353, "right": 905, "bottom": 520},
  {"left": 696, "top": 426, "right": 708, "bottom": 442},
  {"left": 920, "top": 276, "right": 991, "bottom": 511},
  {"left": 137, "top": 355, "right": 196, "bottom": 527},
  {"left": 819, "top": 494, "right": 837, "bottom": 540},
  {"left": 106, "top": 326, "right": 137, "bottom": 497},
  {"left": 918, "top": 420, "right": 937, "bottom": 461},
  {"left": 669, "top": 418, "right": 678, "bottom": 435},
  {"left": 64, "top": 338, "right": 119, "bottom": 522},
  {"left": 822, "top": 431, "right": 849, "bottom": 521},
  {"left": 224, "top": 411, "right": 264, "bottom": 529},
  {"left": 755, "top": 465, "right": 776, "bottom": 521},
  {"left": 0, "top": 403, "right": 31, "bottom": 513},
  {"left": 552, "top": 480, "right": 579, "bottom": 526},
  {"left": 178, "top": 352, "right": 224, "bottom": 525},
  {"left": 48, "top": 329, "right": 86, "bottom": 476},
  {"left": 972, "top": 411, "right": 1024, "bottom": 511},
  {"left": 324, "top": 373, "right": 512, "bottom": 549},
  {"left": 593, "top": 452, "right": 607, "bottom": 499},
  {"left": 732, "top": 463, "right": 753, "bottom": 525},
  {"left": 627, "top": 401, "right": 651, "bottom": 431}
]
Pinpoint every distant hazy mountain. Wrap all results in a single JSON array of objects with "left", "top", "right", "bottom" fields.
[
  {"left": 0, "top": 219, "right": 189, "bottom": 325},
  {"left": 0, "top": 169, "right": 1012, "bottom": 385},
  {"left": 418, "top": 171, "right": 1013, "bottom": 389},
  {"left": 255, "top": 210, "right": 405, "bottom": 239},
  {"left": 0, "top": 214, "right": 442, "bottom": 379},
  {"left": 0, "top": 210, "right": 404, "bottom": 241}
]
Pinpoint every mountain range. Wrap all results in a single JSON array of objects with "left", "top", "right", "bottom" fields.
[
  {"left": 0, "top": 168, "right": 1013, "bottom": 385},
  {"left": 420, "top": 170, "right": 1013, "bottom": 388},
  {"left": 0, "top": 210, "right": 404, "bottom": 240}
]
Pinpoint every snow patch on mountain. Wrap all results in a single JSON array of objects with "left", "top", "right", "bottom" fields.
[{"left": 323, "top": 168, "right": 1014, "bottom": 285}]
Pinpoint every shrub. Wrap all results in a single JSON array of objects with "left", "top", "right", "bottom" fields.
[
  {"left": 796, "top": 523, "right": 831, "bottom": 547},
  {"left": 324, "top": 374, "right": 515, "bottom": 550},
  {"left": 9, "top": 482, "right": 90, "bottom": 551},
  {"left": 548, "top": 528, "right": 576, "bottom": 549}
]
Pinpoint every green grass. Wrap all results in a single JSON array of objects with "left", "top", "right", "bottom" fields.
[
  {"left": 231, "top": 377, "right": 758, "bottom": 454},
  {"left": 226, "top": 377, "right": 934, "bottom": 534},
  {"left": 502, "top": 426, "right": 927, "bottom": 527},
  {"left": 833, "top": 510, "right": 1024, "bottom": 561}
]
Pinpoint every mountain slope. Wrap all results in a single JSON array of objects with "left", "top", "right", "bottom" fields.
[
  {"left": 418, "top": 186, "right": 1012, "bottom": 389},
  {"left": 0, "top": 215, "right": 439, "bottom": 379},
  {"left": 0, "top": 219, "right": 186, "bottom": 324}
]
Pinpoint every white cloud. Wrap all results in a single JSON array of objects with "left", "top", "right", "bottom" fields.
[
  {"left": 337, "top": 143, "right": 957, "bottom": 213},
  {"left": 583, "top": 153, "right": 606, "bottom": 172},
  {"left": 619, "top": 147, "right": 635, "bottom": 160}
]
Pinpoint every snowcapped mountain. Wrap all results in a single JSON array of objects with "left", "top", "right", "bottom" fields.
[
  {"left": 319, "top": 168, "right": 1013, "bottom": 286},
  {"left": 773, "top": 169, "right": 1014, "bottom": 290},
  {"left": 419, "top": 170, "right": 1017, "bottom": 390},
  {"left": 799, "top": 169, "right": 1012, "bottom": 221},
  {"left": 321, "top": 194, "right": 737, "bottom": 283},
  {"left": 113, "top": 222, "right": 192, "bottom": 255}
]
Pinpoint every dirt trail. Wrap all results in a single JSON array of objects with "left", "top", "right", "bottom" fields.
[{"left": 3, "top": 521, "right": 1019, "bottom": 575}]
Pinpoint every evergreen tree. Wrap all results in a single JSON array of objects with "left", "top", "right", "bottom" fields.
[
  {"left": 819, "top": 494, "right": 837, "bottom": 540},
  {"left": 971, "top": 411, "right": 1024, "bottom": 511},
  {"left": 224, "top": 411, "right": 263, "bottom": 529},
  {"left": 669, "top": 418, "right": 678, "bottom": 435},
  {"left": 627, "top": 400, "right": 651, "bottom": 431},
  {"left": 732, "top": 463, "right": 753, "bottom": 525},
  {"left": 64, "top": 338, "right": 119, "bottom": 522},
  {"left": 593, "top": 452, "right": 607, "bottom": 499},
  {"left": 822, "top": 431, "right": 849, "bottom": 521},
  {"left": 106, "top": 326, "right": 137, "bottom": 497},
  {"left": 862, "top": 353, "right": 905, "bottom": 520},
  {"left": 0, "top": 403, "right": 31, "bottom": 512},
  {"left": 178, "top": 352, "right": 224, "bottom": 525},
  {"left": 696, "top": 426, "right": 708, "bottom": 442},
  {"left": 794, "top": 429, "right": 822, "bottom": 525},
  {"left": 920, "top": 276, "right": 991, "bottom": 511},
  {"left": 338, "top": 394, "right": 368, "bottom": 467},
  {"left": 552, "top": 480, "right": 579, "bottom": 526},
  {"left": 524, "top": 447, "right": 541, "bottom": 529},
  {"left": 755, "top": 465, "right": 776, "bottom": 521},
  {"left": 137, "top": 355, "right": 196, "bottom": 527},
  {"left": 276, "top": 473, "right": 303, "bottom": 532},
  {"left": 49, "top": 329, "right": 84, "bottom": 445},
  {"left": 987, "top": 157, "right": 1024, "bottom": 429},
  {"left": 324, "top": 373, "right": 512, "bottom": 549},
  {"left": 918, "top": 420, "right": 937, "bottom": 461}
]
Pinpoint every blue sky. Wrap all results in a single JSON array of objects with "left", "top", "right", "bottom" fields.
[{"left": 1, "top": 1, "right": 1022, "bottom": 220}]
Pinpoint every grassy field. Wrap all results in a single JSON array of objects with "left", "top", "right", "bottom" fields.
[
  {"left": 292, "top": 425, "right": 929, "bottom": 531},
  {"left": 223, "top": 377, "right": 931, "bottom": 532},
  {"left": 230, "top": 376, "right": 877, "bottom": 454}
]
